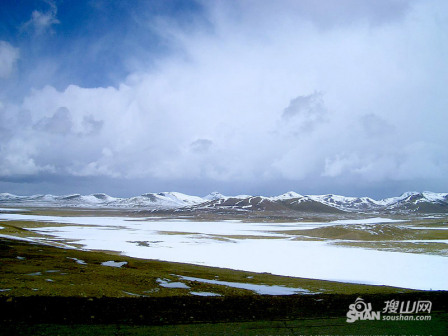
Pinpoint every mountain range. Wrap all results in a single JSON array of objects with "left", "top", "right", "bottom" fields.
[{"left": 1, "top": 191, "right": 448, "bottom": 214}]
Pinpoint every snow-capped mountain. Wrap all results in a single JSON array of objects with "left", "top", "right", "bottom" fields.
[
  {"left": 198, "top": 194, "right": 344, "bottom": 213},
  {"left": 269, "top": 191, "right": 304, "bottom": 201},
  {"left": 296, "top": 192, "right": 448, "bottom": 213},
  {"left": 375, "top": 191, "right": 448, "bottom": 213},
  {"left": 0, "top": 191, "right": 447, "bottom": 213},
  {"left": 204, "top": 191, "right": 226, "bottom": 201},
  {"left": 113, "top": 192, "right": 205, "bottom": 209},
  {"left": 306, "top": 194, "right": 381, "bottom": 211},
  {"left": 0, "top": 192, "right": 204, "bottom": 209}
]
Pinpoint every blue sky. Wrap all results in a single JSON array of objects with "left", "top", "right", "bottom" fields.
[
  {"left": 0, "top": 0, "right": 203, "bottom": 93},
  {"left": 1, "top": 0, "right": 447, "bottom": 198}
]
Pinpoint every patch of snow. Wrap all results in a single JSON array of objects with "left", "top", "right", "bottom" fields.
[
  {"left": 101, "top": 261, "right": 127, "bottom": 268},
  {"left": 0, "top": 233, "right": 77, "bottom": 249},
  {"left": 156, "top": 278, "right": 190, "bottom": 289},
  {"left": 122, "top": 291, "right": 144, "bottom": 296},
  {"left": 27, "top": 272, "right": 42, "bottom": 276},
  {"left": 190, "top": 291, "right": 221, "bottom": 296},
  {"left": 179, "top": 276, "right": 311, "bottom": 295},
  {"left": 68, "top": 257, "right": 87, "bottom": 265},
  {"left": 0, "top": 234, "right": 41, "bottom": 244}
]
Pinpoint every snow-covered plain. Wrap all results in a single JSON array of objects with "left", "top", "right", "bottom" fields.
[{"left": 1, "top": 212, "right": 447, "bottom": 291}]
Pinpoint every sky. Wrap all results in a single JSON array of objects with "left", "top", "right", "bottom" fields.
[{"left": 0, "top": 0, "right": 447, "bottom": 199}]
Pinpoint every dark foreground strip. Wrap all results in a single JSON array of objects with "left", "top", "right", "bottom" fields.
[{"left": 1, "top": 292, "right": 447, "bottom": 325}]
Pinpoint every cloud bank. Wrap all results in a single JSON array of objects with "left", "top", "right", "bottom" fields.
[{"left": 0, "top": 0, "right": 447, "bottom": 197}]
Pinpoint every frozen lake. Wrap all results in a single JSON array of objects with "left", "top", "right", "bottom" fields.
[{"left": 1, "top": 212, "right": 447, "bottom": 291}]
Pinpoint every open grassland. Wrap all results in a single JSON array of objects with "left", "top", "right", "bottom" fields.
[
  {"left": 0, "top": 238, "right": 412, "bottom": 298},
  {"left": 1, "top": 239, "right": 447, "bottom": 335},
  {"left": 281, "top": 218, "right": 448, "bottom": 256},
  {"left": 1, "top": 207, "right": 447, "bottom": 296}
]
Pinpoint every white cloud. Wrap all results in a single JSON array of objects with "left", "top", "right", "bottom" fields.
[
  {"left": 34, "top": 107, "right": 73, "bottom": 134},
  {"left": 22, "top": 0, "right": 60, "bottom": 35},
  {"left": 190, "top": 139, "right": 213, "bottom": 153},
  {"left": 282, "top": 92, "right": 327, "bottom": 135},
  {"left": 0, "top": 138, "right": 54, "bottom": 176},
  {"left": 1, "top": 0, "right": 448, "bottom": 195},
  {"left": 0, "top": 41, "right": 19, "bottom": 78}
]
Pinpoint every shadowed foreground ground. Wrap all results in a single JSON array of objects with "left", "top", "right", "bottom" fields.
[{"left": 1, "top": 292, "right": 447, "bottom": 335}]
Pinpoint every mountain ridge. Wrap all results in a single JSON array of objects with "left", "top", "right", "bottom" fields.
[{"left": 1, "top": 191, "right": 447, "bottom": 214}]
